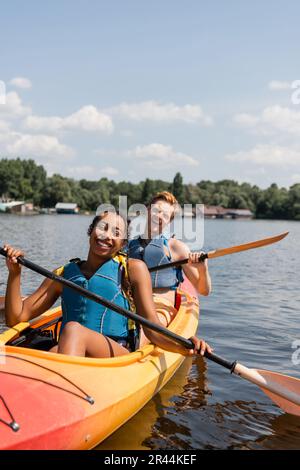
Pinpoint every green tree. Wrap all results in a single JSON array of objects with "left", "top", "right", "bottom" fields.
[
  {"left": 141, "top": 178, "right": 155, "bottom": 204},
  {"left": 1, "top": 157, "right": 300, "bottom": 220},
  {"left": 41, "top": 174, "right": 73, "bottom": 207},
  {"left": 172, "top": 172, "right": 184, "bottom": 204},
  {"left": 0, "top": 158, "right": 46, "bottom": 204},
  {"left": 287, "top": 184, "right": 300, "bottom": 220}
]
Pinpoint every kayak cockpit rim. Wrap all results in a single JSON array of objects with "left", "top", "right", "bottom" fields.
[{"left": 0, "top": 292, "right": 199, "bottom": 368}]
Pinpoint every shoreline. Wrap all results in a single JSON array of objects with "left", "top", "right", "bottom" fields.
[{"left": 0, "top": 212, "right": 299, "bottom": 222}]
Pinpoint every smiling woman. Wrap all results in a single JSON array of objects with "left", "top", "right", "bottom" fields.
[{"left": 3, "top": 211, "right": 209, "bottom": 359}]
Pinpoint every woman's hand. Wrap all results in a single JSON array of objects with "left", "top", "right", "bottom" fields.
[
  {"left": 4, "top": 244, "right": 24, "bottom": 275},
  {"left": 187, "top": 336, "right": 213, "bottom": 356},
  {"left": 188, "top": 252, "right": 208, "bottom": 270}
]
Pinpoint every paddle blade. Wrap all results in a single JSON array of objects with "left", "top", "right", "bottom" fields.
[
  {"left": 208, "top": 231, "right": 289, "bottom": 259},
  {"left": 257, "top": 369, "right": 300, "bottom": 417}
]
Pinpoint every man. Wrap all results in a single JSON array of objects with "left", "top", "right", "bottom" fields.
[{"left": 128, "top": 191, "right": 211, "bottom": 335}]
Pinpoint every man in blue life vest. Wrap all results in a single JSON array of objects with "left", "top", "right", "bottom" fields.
[{"left": 128, "top": 191, "right": 211, "bottom": 343}]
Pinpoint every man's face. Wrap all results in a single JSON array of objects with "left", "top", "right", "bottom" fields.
[{"left": 148, "top": 200, "right": 173, "bottom": 236}]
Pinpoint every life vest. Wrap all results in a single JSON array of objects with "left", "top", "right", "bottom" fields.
[
  {"left": 57, "top": 254, "right": 137, "bottom": 347},
  {"left": 128, "top": 235, "right": 183, "bottom": 289}
]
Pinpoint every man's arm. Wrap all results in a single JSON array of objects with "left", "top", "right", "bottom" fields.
[{"left": 169, "top": 239, "right": 212, "bottom": 296}]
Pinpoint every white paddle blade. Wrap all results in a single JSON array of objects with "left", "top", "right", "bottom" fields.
[
  {"left": 234, "top": 363, "right": 300, "bottom": 417},
  {"left": 257, "top": 370, "right": 300, "bottom": 417},
  {"left": 260, "top": 387, "right": 300, "bottom": 417}
]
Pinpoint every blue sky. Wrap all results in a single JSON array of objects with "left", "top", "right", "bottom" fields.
[{"left": 0, "top": 0, "right": 300, "bottom": 187}]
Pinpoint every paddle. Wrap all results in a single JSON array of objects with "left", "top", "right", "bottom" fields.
[
  {"left": 148, "top": 231, "right": 289, "bottom": 272},
  {"left": 1, "top": 246, "right": 299, "bottom": 417}
]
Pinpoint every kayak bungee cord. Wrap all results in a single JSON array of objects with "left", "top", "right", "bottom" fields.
[
  {"left": 8, "top": 316, "right": 63, "bottom": 347},
  {"left": 0, "top": 354, "right": 94, "bottom": 405},
  {"left": 0, "top": 395, "right": 19, "bottom": 433}
]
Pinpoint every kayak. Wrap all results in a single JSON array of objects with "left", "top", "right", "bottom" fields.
[{"left": 0, "top": 279, "right": 199, "bottom": 450}]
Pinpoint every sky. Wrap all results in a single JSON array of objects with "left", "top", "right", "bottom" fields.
[{"left": 0, "top": 0, "right": 300, "bottom": 188}]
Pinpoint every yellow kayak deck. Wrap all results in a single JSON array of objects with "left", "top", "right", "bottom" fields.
[{"left": 0, "top": 285, "right": 199, "bottom": 450}]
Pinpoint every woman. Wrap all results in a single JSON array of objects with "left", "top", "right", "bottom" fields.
[
  {"left": 4, "top": 210, "right": 212, "bottom": 358},
  {"left": 128, "top": 191, "right": 212, "bottom": 328}
]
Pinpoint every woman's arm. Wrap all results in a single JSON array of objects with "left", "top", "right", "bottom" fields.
[
  {"left": 169, "top": 239, "right": 212, "bottom": 296},
  {"left": 4, "top": 245, "right": 62, "bottom": 327},
  {"left": 128, "top": 258, "right": 212, "bottom": 355}
]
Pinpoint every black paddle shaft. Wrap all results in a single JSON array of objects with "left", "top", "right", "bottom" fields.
[
  {"left": 149, "top": 252, "right": 208, "bottom": 272},
  {"left": 0, "top": 247, "right": 236, "bottom": 369}
]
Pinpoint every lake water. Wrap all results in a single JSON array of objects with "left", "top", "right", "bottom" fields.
[{"left": 0, "top": 214, "right": 300, "bottom": 449}]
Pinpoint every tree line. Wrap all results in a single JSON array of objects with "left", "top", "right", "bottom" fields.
[{"left": 0, "top": 158, "right": 299, "bottom": 220}]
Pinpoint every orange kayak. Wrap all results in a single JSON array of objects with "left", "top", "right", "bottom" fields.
[{"left": 0, "top": 280, "right": 199, "bottom": 450}]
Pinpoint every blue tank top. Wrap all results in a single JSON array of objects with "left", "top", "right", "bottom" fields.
[
  {"left": 60, "top": 256, "right": 132, "bottom": 340},
  {"left": 128, "top": 235, "right": 183, "bottom": 289}
]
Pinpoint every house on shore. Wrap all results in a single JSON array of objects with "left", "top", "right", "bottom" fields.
[
  {"left": 202, "top": 205, "right": 253, "bottom": 219},
  {"left": 0, "top": 201, "right": 25, "bottom": 214},
  {"left": 202, "top": 205, "right": 226, "bottom": 219},
  {"left": 55, "top": 202, "right": 79, "bottom": 214},
  {"left": 224, "top": 208, "right": 253, "bottom": 219},
  {"left": 0, "top": 200, "right": 40, "bottom": 215}
]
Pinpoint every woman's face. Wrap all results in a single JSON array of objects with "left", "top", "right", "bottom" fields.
[
  {"left": 90, "top": 213, "right": 126, "bottom": 258},
  {"left": 147, "top": 200, "right": 173, "bottom": 237}
]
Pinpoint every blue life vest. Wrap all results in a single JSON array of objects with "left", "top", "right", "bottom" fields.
[
  {"left": 128, "top": 235, "right": 183, "bottom": 289},
  {"left": 60, "top": 256, "right": 134, "bottom": 342}
]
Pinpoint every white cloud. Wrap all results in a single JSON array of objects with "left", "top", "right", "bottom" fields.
[
  {"left": 130, "top": 143, "right": 199, "bottom": 169},
  {"left": 108, "top": 100, "right": 213, "bottom": 125},
  {"left": 233, "top": 105, "right": 300, "bottom": 136},
  {"left": 261, "top": 106, "right": 300, "bottom": 135},
  {"left": 63, "top": 106, "right": 113, "bottom": 133},
  {"left": 0, "top": 91, "right": 31, "bottom": 118},
  {"left": 5, "top": 133, "right": 74, "bottom": 159},
  {"left": 0, "top": 80, "right": 5, "bottom": 104},
  {"left": 0, "top": 129, "right": 19, "bottom": 145},
  {"left": 24, "top": 105, "right": 114, "bottom": 134},
  {"left": 225, "top": 144, "right": 300, "bottom": 167},
  {"left": 268, "top": 80, "right": 292, "bottom": 91},
  {"left": 0, "top": 120, "right": 10, "bottom": 132},
  {"left": 9, "top": 77, "right": 32, "bottom": 89}
]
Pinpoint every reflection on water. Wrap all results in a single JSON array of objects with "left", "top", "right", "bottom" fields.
[
  {"left": 252, "top": 413, "right": 300, "bottom": 450},
  {"left": 0, "top": 215, "right": 300, "bottom": 449},
  {"left": 97, "top": 358, "right": 195, "bottom": 450}
]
